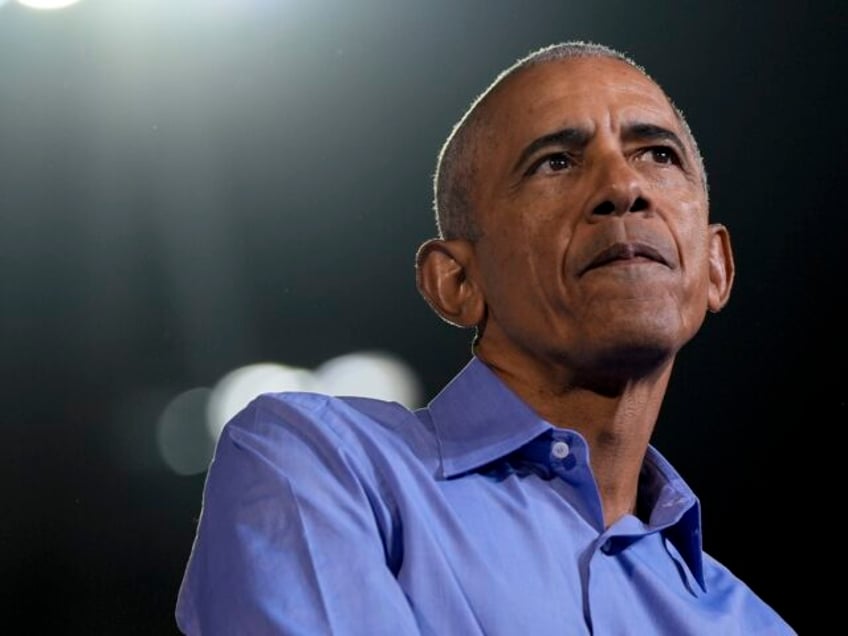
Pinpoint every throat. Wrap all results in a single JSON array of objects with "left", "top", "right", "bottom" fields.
[{"left": 588, "top": 429, "right": 647, "bottom": 528}]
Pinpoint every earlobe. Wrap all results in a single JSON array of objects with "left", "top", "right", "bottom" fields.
[
  {"left": 706, "top": 223, "right": 735, "bottom": 313},
  {"left": 415, "top": 238, "right": 486, "bottom": 328}
]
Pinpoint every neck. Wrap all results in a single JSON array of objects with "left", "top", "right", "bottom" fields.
[{"left": 478, "top": 349, "right": 674, "bottom": 529}]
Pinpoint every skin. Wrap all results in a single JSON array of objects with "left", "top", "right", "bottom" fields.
[{"left": 417, "top": 56, "right": 734, "bottom": 528}]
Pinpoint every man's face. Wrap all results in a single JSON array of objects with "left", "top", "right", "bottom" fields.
[{"left": 468, "top": 56, "right": 730, "bottom": 375}]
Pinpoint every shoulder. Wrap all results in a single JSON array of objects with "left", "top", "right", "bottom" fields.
[
  {"left": 231, "top": 390, "right": 426, "bottom": 441},
  {"left": 701, "top": 552, "right": 797, "bottom": 634},
  {"left": 218, "top": 391, "right": 437, "bottom": 472}
]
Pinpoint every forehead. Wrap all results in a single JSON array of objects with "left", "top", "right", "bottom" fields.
[{"left": 483, "top": 56, "right": 681, "bottom": 141}]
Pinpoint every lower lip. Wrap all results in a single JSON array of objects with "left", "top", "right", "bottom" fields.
[{"left": 592, "top": 257, "right": 661, "bottom": 269}]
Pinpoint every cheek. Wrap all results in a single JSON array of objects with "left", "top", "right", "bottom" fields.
[
  {"left": 643, "top": 160, "right": 702, "bottom": 192},
  {"left": 485, "top": 200, "right": 565, "bottom": 260},
  {"left": 677, "top": 228, "right": 714, "bottom": 312},
  {"left": 666, "top": 192, "right": 709, "bottom": 260},
  {"left": 474, "top": 232, "right": 521, "bottom": 301},
  {"left": 477, "top": 213, "right": 569, "bottom": 301}
]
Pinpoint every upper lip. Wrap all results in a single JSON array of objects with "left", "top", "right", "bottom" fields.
[{"left": 581, "top": 241, "right": 669, "bottom": 273}]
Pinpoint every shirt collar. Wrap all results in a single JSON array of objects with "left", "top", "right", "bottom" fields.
[
  {"left": 422, "top": 355, "right": 706, "bottom": 591},
  {"left": 425, "top": 356, "right": 552, "bottom": 478},
  {"left": 641, "top": 446, "right": 706, "bottom": 592}
]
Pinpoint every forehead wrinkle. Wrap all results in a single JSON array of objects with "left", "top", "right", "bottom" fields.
[{"left": 482, "top": 59, "right": 668, "bottom": 154}]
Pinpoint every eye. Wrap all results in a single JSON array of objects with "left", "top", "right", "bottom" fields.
[
  {"left": 527, "top": 152, "right": 574, "bottom": 176},
  {"left": 638, "top": 146, "right": 680, "bottom": 165}
]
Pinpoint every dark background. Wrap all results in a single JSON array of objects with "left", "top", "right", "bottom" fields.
[{"left": 1, "top": 0, "right": 843, "bottom": 633}]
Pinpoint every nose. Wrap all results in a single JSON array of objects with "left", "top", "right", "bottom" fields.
[{"left": 586, "top": 154, "right": 650, "bottom": 218}]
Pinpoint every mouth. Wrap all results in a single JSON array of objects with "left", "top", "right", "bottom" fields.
[{"left": 581, "top": 242, "right": 670, "bottom": 274}]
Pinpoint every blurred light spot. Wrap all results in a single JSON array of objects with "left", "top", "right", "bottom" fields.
[
  {"left": 157, "top": 352, "right": 424, "bottom": 469},
  {"left": 314, "top": 351, "right": 422, "bottom": 409},
  {"left": 206, "top": 362, "right": 315, "bottom": 441},
  {"left": 15, "top": 0, "right": 83, "bottom": 9},
  {"left": 157, "top": 387, "right": 216, "bottom": 476}
]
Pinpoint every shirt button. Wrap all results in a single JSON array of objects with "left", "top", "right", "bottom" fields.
[
  {"left": 551, "top": 441, "right": 570, "bottom": 459},
  {"left": 600, "top": 540, "right": 613, "bottom": 554}
]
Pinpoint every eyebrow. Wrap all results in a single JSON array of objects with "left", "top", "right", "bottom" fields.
[
  {"left": 511, "top": 122, "right": 690, "bottom": 174},
  {"left": 512, "top": 127, "right": 590, "bottom": 174},
  {"left": 621, "top": 123, "right": 689, "bottom": 161}
]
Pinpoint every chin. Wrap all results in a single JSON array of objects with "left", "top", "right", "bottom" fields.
[{"left": 588, "top": 315, "right": 687, "bottom": 368}]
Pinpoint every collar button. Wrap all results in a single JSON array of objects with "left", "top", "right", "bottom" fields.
[{"left": 551, "top": 440, "right": 570, "bottom": 459}]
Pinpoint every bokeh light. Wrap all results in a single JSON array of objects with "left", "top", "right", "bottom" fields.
[
  {"left": 152, "top": 351, "right": 424, "bottom": 476},
  {"left": 15, "top": 0, "right": 83, "bottom": 9},
  {"left": 206, "top": 362, "right": 316, "bottom": 442},
  {"left": 156, "top": 387, "right": 217, "bottom": 476},
  {"left": 314, "top": 351, "right": 422, "bottom": 409}
]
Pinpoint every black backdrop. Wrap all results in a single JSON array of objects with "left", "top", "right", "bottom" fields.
[{"left": 1, "top": 1, "right": 842, "bottom": 633}]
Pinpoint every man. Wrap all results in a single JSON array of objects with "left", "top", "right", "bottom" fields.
[{"left": 176, "top": 42, "right": 796, "bottom": 634}]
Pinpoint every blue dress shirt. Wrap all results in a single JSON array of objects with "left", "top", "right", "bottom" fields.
[{"left": 176, "top": 356, "right": 795, "bottom": 635}]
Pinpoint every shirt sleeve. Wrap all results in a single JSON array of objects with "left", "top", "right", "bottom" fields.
[{"left": 175, "top": 395, "right": 421, "bottom": 636}]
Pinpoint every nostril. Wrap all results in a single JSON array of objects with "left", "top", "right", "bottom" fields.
[
  {"left": 629, "top": 197, "right": 649, "bottom": 212},
  {"left": 592, "top": 200, "right": 616, "bottom": 215}
]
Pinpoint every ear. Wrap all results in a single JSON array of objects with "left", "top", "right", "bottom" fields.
[
  {"left": 706, "top": 223, "right": 735, "bottom": 313},
  {"left": 415, "top": 238, "right": 486, "bottom": 328}
]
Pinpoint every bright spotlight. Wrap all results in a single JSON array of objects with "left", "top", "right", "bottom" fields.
[
  {"left": 314, "top": 351, "right": 423, "bottom": 408},
  {"left": 15, "top": 0, "right": 83, "bottom": 8},
  {"left": 206, "top": 362, "right": 316, "bottom": 441},
  {"left": 203, "top": 352, "right": 422, "bottom": 445}
]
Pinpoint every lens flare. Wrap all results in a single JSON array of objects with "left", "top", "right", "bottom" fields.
[{"left": 15, "top": 0, "right": 83, "bottom": 9}]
